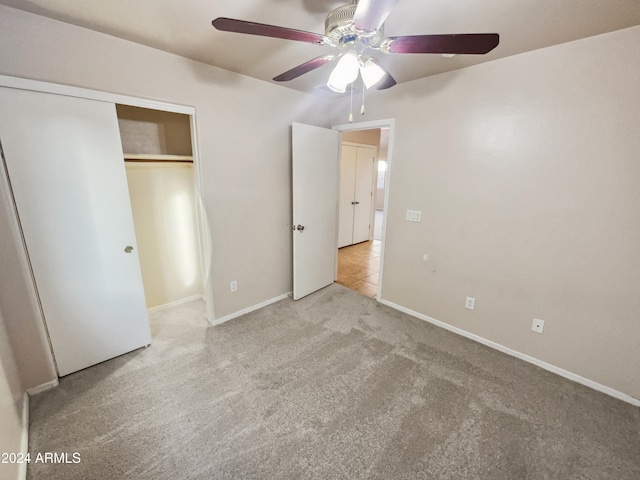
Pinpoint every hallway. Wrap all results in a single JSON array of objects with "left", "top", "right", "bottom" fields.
[{"left": 336, "top": 240, "right": 380, "bottom": 298}]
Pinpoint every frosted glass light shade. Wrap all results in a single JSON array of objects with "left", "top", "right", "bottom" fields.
[
  {"left": 360, "top": 58, "right": 386, "bottom": 89},
  {"left": 327, "top": 52, "right": 360, "bottom": 93}
]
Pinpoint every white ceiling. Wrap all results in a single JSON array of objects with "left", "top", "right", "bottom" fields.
[{"left": 3, "top": 0, "right": 640, "bottom": 97}]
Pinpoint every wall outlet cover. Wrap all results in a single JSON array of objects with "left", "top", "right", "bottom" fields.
[
  {"left": 230, "top": 280, "right": 238, "bottom": 293},
  {"left": 532, "top": 318, "right": 544, "bottom": 334}
]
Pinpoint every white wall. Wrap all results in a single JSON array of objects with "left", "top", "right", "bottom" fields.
[
  {"left": 0, "top": 308, "right": 26, "bottom": 480},
  {"left": 332, "top": 26, "right": 640, "bottom": 401},
  {"left": 126, "top": 163, "right": 203, "bottom": 309},
  {"left": 0, "top": 5, "right": 331, "bottom": 386}
]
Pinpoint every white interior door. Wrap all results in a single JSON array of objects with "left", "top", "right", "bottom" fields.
[
  {"left": 338, "top": 145, "right": 357, "bottom": 248},
  {"left": 338, "top": 144, "right": 377, "bottom": 247},
  {"left": 353, "top": 146, "right": 376, "bottom": 243},
  {"left": 292, "top": 123, "right": 339, "bottom": 300},
  {"left": 0, "top": 87, "right": 151, "bottom": 376}
]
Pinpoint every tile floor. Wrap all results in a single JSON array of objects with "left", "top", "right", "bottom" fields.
[{"left": 336, "top": 240, "right": 380, "bottom": 298}]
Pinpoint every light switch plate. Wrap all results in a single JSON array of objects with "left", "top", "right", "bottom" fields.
[
  {"left": 465, "top": 297, "right": 476, "bottom": 310},
  {"left": 406, "top": 210, "right": 422, "bottom": 222}
]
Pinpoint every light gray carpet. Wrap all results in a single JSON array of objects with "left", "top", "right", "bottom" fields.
[{"left": 27, "top": 284, "right": 639, "bottom": 479}]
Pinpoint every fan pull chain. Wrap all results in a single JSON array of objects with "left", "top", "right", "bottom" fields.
[{"left": 349, "top": 82, "right": 354, "bottom": 123}]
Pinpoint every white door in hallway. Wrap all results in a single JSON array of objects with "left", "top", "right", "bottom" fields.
[
  {"left": 292, "top": 123, "right": 339, "bottom": 300},
  {"left": 0, "top": 87, "right": 151, "bottom": 376},
  {"left": 338, "top": 143, "right": 376, "bottom": 247},
  {"left": 339, "top": 145, "right": 357, "bottom": 248}
]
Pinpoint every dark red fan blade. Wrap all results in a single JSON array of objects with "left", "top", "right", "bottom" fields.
[
  {"left": 387, "top": 33, "right": 499, "bottom": 54},
  {"left": 353, "top": 0, "right": 400, "bottom": 32},
  {"left": 273, "top": 56, "right": 335, "bottom": 82},
  {"left": 377, "top": 72, "right": 397, "bottom": 90},
  {"left": 212, "top": 17, "right": 326, "bottom": 45}
]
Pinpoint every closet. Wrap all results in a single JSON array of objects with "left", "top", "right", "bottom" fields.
[
  {"left": 0, "top": 82, "right": 208, "bottom": 377},
  {"left": 0, "top": 87, "right": 151, "bottom": 376},
  {"left": 116, "top": 105, "right": 203, "bottom": 311},
  {"left": 338, "top": 143, "right": 377, "bottom": 248}
]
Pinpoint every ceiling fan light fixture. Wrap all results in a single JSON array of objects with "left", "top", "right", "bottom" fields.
[
  {"left": 327, "top": 51, "right": 360, "bottom": 93},
  {"left": 360, "top": 58, "right": 386, "bottom": 89},
  {"left": 327, "top": 81, "right": 347, "bottom": 93},
  {"left": 213, "top": 3, "right": 500, "bottom": 94}
]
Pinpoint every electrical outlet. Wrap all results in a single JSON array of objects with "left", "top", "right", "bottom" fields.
[
  {"left": 532, "top": 318, "right": 544, "bottom": 334},
  {"left": 230, "top": 280, "right": 238, "bottom": 293},
  {"left": 465, "top": 297, "right": 476, "bottom": 310}
]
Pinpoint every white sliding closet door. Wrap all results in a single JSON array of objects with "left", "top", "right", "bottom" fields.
[{"left": 0, "top": 87, "right": 151, "bottom": 376}]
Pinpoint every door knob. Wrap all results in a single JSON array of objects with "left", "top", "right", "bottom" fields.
[
  {"left": 296, "top": 225, "right": 305, "bottom": 232},
  {"left": 124, "top": 245, "right": 134, "bottom": 253}
]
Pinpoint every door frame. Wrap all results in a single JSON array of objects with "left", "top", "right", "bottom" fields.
[
  {"left": 333, "top": 118, "right": 396, "bottom": 302},
  {"left": 0, "top": 74, "right": 215, "bottom": 323}
]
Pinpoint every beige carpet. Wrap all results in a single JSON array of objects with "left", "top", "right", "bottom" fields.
[{"left": 27, "top": 284, "right": 639, "bottom": 479}]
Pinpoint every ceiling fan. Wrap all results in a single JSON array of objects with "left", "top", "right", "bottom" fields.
[{"left": 212, "top": 0, "right": 499, "bottom": 93}]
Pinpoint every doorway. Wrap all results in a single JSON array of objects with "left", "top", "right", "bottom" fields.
[{"left": 334, "top": 124, "right": 392, "bottom": 299}]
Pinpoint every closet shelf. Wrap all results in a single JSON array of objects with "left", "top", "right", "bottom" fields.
[{"left": 124, "top": 153, "right": 193, "bottom": 162}]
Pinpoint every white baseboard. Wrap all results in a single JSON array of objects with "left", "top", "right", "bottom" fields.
[
  {"left": 19, "top": 393, "right": 29, "bottom": 480},
  {"left": 26, "top": 378, "right": 58, "bottom": 396},
  {"left": 212, "top": 293, "right": 291, "bottom": 326},
  {"left": 379, "top": 299, "right": 640, "bottom": 407},
  {"left": 147, "top": 294, "right": 203, "bottom": 313}
]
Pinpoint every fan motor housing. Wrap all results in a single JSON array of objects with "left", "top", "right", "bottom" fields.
[{"left": 325, "top": 4, "right": 384, "bottom": 47}]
